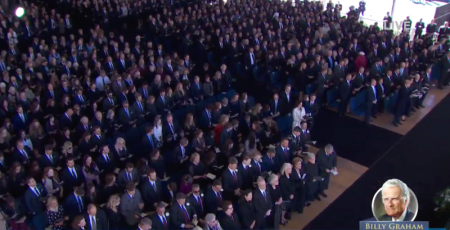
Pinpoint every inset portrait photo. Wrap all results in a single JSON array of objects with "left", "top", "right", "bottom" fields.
[{"left": 372, "top": 179, "right": 418, "bottom": 221}]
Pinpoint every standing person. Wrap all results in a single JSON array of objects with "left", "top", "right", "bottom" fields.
[
  {"left": 393, "top": 79, "right": 413, "bottom": 127},
  {"left": 316, "top": 145, "right": 338, "bottom": 196},
  {"left": 365, "top": 78, "right": 378, "bottom": 123},
  {"left": 358, "top": 0, "right": 366, "bottom": 16}
]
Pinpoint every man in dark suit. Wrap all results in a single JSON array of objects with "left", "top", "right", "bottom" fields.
[
  {"left": 304, "top": 94, "right": 319, "bottom": 117},
  {"left": 119, "top": 101, "right": 137, "bottom": 130},
  {"left": 262, "top": 148, "right": 277, "bottom": 173},
  {"left": 190, "top": 76, "right": 204, "bottom": 102},
  {"left": 280, "top": 85, "right": 295, "bottom": 113},
  {"left": 141, "top": 169, "right": 163, "bottom": 212},
  {"left": 316, "top": 144, "right": 338, "bottom": 196},
  {"left": 38, "top": 145, "right": 61, "bottom": 169},
  {"left": 275, "top": 139, "right": 292, "bottom": 171},
  {"left": 162, "top": 114, "right": 182, "bottom": 142},
  {"left": 238, "top": 155, "right": 253, "bottom": 190},
  {"left": 393, "top": 79, "right": 412, "bottom": 126},
  {"left": 339, "top": 73, "right": 352, "bottom": 116},
  {"left": 24, "top": 177, "right": 47, "bottom": 215},
  {"left": 64, "top": 187, "right": 86, "bottom": 221},
  {"left": 316, "top": 68, "right": 329, "bottom": 107},
  {"left": 12, "top": 140, "right": 32, "bottom": 166},
  {"left": 59, "top": 108, "right": 74, "bottom": 130},
  {"left": 365, "top": 78, "right": 378, "bottom": 123},
  {"left": 96, "top": 145, "right": 117, "bottom": 174},
  {"left": 221, "top": 157, "right": 242, "bottom": 202},
  {"left": 377, "top": 179, "right": 415, "bottom": 221},
  {"left": 12, "top": 106, "right": 29, "bottom": 133},
  {"left": 85, "top": 204, "right": 108, "bottom": 230},
  {"left": 61, "top": 157, "right": 85, "bottom": 197},
  {"left": 204, "top": 180, "right": 223, "bottom": 214},
  {"left": 253, "top": 177, "right": 272, "bottom": 229},
  {"left": 118, "top": 162, "right": 140, "bottom": 190},
  {"left": 199, "top": 105, "right": 213, "bottom": 131},
  {"left": 187, "top": 184, "right": 205, "bottom": 218},
  {"left": 170, "top": 193, "right": 197, "bottom": 229},
  {"left": 269, "top": 93, "right": 285, "bottom": 119},
  {"left": 152, "top": 202, "right": 170, "bottom": 230}
]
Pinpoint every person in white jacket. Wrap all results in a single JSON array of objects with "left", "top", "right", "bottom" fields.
[{"left": 292, "top": 101, "right": 306, "bottom": 129}]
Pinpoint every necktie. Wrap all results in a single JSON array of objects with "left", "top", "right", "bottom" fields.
[
  {"left": 71, "top": 168, "right": 77, "bottom": 178},
  {"left": 109, "top": 98, "right": 114, "bottom": 105},
  {"left": 105, "top": 155, "right": 110, "bottom": 162},
  {"left": 91, "top": 216, "right": 97, "bottom": 230},
  {"left": 21, "top": 150, "right": 28, "bottom": 159},
  {"left": 182, "top": 206, "right": 190, "bottom": 222},
  {"left": 127, "top": 172, "right": 132, "bottom": 180},
  {"left": 275, "top": 101, "right": 278, "bottom": 112},
  {"left": 256, "top": 162, "right": 261, "bottom": 172},
  {"left": 151, "top": 182, "right": 156, "bottom": 191},
  {"left": 138, "top": 102, "right": 142, "bottom": 111},
  {"left": 125, "top": 109, "right": 129, "bottom": 117},
  {"left": 143, "top": 89, "right": 147, "bottom": 98},
  {"left": 48, "top": 155, "right": 53, "bottom": 162},
  {"left": 34, "top": 187, "right": 40, "bottom": 196},
  {"left": 232, "top": 171, "right": 237, "bottom": 181},
  {"left": 162, "top": 216, "right": 167, "bottom": 227},
  {"left": 76, "top": 195, "right": 83, "bottom": 211},
  {"left": 197, "top": 196, "right": 203, "bottom": 211},
  {"left": 217, "top": 192, "right": 222, "bottom": 202},
  {"left": 262, "top": 191, "right": 266, "bottom": 200},
  {"left": 20, "top": 114, "right": 24, "bottom": 122}
]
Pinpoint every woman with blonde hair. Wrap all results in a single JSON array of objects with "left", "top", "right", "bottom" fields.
[
  {"left": 45, "top": 196, "right": 66, "bottom": 230},
  {"left": 279, "top": 163, "right": 295, "bottom": 223},
  {"left": 292, "top": 157, "right": 306, "bottom": 213},
  {"left": 111, "top": 137, "right": 128, "bottom": 167},
  {"left": 183, "top": 113, "right": 197, "bottom": 139},
  {"left": 105, "top": 195, "right": 122, "bottom": 230}
]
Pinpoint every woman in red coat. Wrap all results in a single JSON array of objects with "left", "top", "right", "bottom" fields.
[{"left": 354, "top": 52, "right": 367, "bottom": 71}]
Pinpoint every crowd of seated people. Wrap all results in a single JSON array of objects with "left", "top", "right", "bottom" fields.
[{"left": 0, "top": 0, "right": 449, "bottom": 229}]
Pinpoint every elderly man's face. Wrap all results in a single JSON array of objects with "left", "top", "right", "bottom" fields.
[{"left": 382, "top": 186, "right": 407, "bottom": 218}]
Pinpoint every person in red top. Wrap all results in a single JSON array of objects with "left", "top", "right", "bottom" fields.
[
  {"left": 214, "top": 115, "right": 229, "bottom": 145},
  {"left": 354, "top": 52, "right": 367, "bottom": 71}
]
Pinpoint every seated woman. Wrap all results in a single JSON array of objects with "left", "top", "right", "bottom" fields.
[
  {"left": 3, "top": 195, "right": 27, "bottom": 230},
  {"left": 45, "top": 196, "right": 67, "bottom": 230},
  {"left": 187, "top": 153, "right": 207, "bottom": 187}
]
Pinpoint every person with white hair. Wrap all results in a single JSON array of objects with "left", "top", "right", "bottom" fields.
[
  {"left": 316, "top": 144, "right": 337, "bottom": 193},
  {"left": 304, "top": 152, "right": 323, "bottom": 205},
  {"left": 378, "top": 179, "right": 415, "bottom": 221},
  {"left": 204, "top": 213, "right": 223, "bottom": 230}
]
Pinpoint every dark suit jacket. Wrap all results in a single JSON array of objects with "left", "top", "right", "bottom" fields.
[
  {"left": 220, "top": 212, "right": 241, "bottom": 230},
  {"left": 204, "top": 188, "right": 223, "bottom": 214},
  {"left": 252, "top": 189, "right": 272, "bottom": 226},
  {"left": 169, "top": 204, "right": 196, "bottom": 229},
  {"left": 378, "top": 210, "right": 415, "bottom": 221},
  {"left": 152, "top": 213, "right": 170, "bottom": 230},
  {"left": 24, "top": 185, "right": 47, "bottom": 214},
  {"left": 221, "top": 169, "right": 243, "bottom": 200},
  {"left": 64, "top": 193, "right": 86, "bottom": 220},
  {"left": 85, "top": 210, "right": 108, "bottom": 230},
  {"left": 141, "top": 179, "right": 163, "bottom": 211},
  {"left": 188, "top": 193, "right": 205, "bottom": 218}
]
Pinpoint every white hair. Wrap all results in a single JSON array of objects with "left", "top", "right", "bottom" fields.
[
  {"left": 205, "top": 213, "right": 216, "bottom": 223},
  {"left": 268, "top": 174, "right": 278, "bottom": 185},
  {"left": 280, "top": 163, "right": 292, "bottom": 176},
  {"left": 324, "top": 144, "right": 334, "bottom": 153},
  {"left": 381, "top": 179, "right": 409, "bottom": 202}
]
